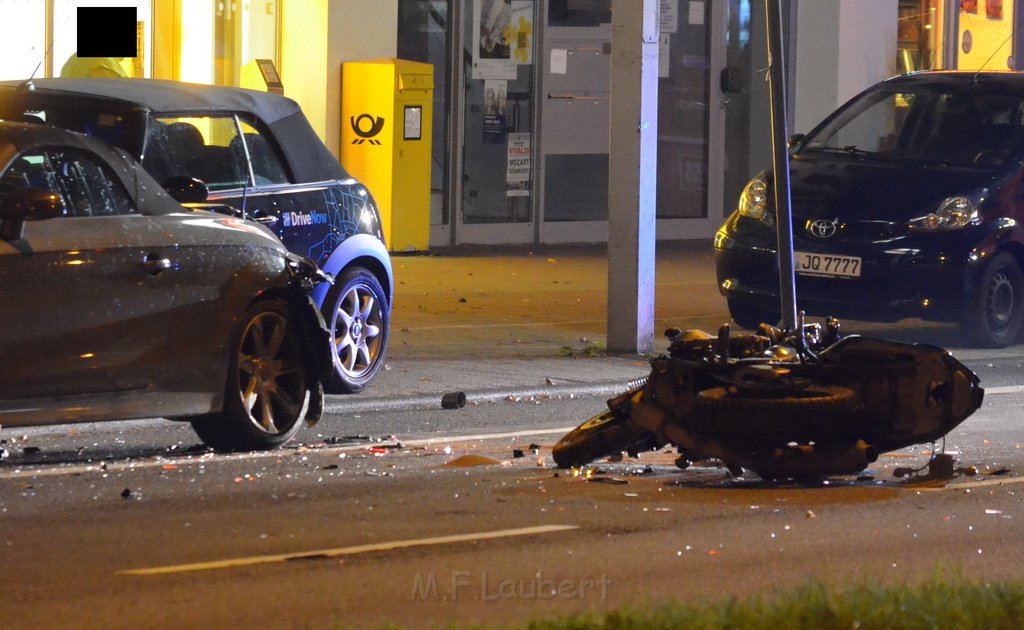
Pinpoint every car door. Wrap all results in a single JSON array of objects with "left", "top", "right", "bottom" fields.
[
  {"left": 143, "top": 114, "right": 339, "bottom": 268},
  {"left": 0, "top": 148, "right": 179, "bottom": 399}
]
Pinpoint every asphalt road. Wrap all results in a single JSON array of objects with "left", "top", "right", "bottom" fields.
[
  {"left": 2, "top": 352, "right": 1024, "bottom": 629},
  {"left": 5, "top": 244, "right": 1024, "bottom": 628}
]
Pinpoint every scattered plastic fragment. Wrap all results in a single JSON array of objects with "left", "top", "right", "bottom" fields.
[
  {"left": 442, "top": 454, "right": 502, "bottom": 467},
  {"left": 587, "top": 477, "right": 628, "bottom": 485},
  {"left": 121, "top": 488, "right": 139, "bottom": 500}
]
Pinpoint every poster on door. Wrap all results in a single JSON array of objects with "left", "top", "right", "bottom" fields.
[
  {"left": 484, "top": 79, "right": 508, "bottom": 143},
  {"left": 473, "top": 0, "right": 517, "bottom": 79},
  {"left": 509, "top": 1, "right": 534, "bottom": 65},
  {"left": 506, "top": 132, "right": 530, "bottom": 197}
]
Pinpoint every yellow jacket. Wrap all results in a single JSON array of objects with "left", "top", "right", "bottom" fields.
[{"left": 60, "top": 55, "right": 128, "bottom": 78}]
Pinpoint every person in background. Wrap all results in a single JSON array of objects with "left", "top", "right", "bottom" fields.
[{"left": 60, "top": 54, "right": 128, "bottom": 78}]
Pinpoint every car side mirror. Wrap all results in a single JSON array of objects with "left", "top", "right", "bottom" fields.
[
  {"left": 0, "top": 187, "right": 65, "bottom": 240},
  {"left": 788, "top": 133, "right": 805, "bottom": 148},
  {"left": 163, "top": 176, "right": 209, "bottom": 204}
]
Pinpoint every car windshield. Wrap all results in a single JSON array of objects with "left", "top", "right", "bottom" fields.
[{"left": 794, "top": 84, "right": 1024, "bottom": 168}]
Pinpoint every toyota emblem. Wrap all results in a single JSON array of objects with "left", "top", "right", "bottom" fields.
[{"left": 807, "top": 218, "right": 838, "bottom": 239}]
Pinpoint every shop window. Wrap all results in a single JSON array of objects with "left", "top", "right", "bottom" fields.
[
  {"left": 0, "top": 0, "right": 46, "bottom": 80},
  {"left": 548, "top": 0, "right": 611, "bottom": 27},
  {"left": 52, "top": 0, "right": 151, "bottom": 78}
]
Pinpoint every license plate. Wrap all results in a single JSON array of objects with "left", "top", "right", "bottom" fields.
[{"left": 794, "top": 251, "right": 862, "bottom": 278}]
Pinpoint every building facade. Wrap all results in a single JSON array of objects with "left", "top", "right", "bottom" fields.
[{"left": 2, "top": 0, "right": 1017, "bottom": 245}]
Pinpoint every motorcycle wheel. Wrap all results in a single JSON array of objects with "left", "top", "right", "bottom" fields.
[{"left": 552, "top": 409, "right": 660, "bottom": 468}]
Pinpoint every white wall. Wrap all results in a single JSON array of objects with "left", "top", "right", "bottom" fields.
[
  {"left": 327, "top": 0, "right": 398, "bottom": 156},
  {"left": 282, "top": 0, "right": 329, "bottom": 141},
  {"left": 793, "top": 0, "right": 897, "bottom": 134},
  {"left": 282, "top": 0, "right": 397, "bottom": 157}
]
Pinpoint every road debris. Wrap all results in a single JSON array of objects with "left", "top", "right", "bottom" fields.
[
  {"left": 587, "top": 477, "right": 628, "bottom": 485},
  {"left": 441, "top": 392, "right": 466, "bottom": 409},
  {"left": 442, "top": 454, "right": 503, "bottom": 467}
]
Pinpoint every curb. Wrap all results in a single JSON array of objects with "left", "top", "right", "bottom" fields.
[{"left": 324, "top": 380, "right": 632, "bottom": 414}]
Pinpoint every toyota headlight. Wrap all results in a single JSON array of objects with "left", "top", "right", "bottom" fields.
[
  {"left": 738, "top": 174, "right": 770, "bottom": 223},
  {"left": 908, "top": 195, "right": 980, "bottom": 232}
]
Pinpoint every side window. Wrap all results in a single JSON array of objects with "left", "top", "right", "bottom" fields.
[
  {"left": 236, "top": 120, "right": 290, "bottom": 186},
  {"left": 44, "top": 150, "right": 136, "bottom": 217},
  {"left": 144, "top": 116, "right": 248, "bottom": 191},
  {"left": 143, "top": 115, "right": 289, "bottom": 191},
  {"left": 0, "top": 153, "right": 53, "bottom": 198}
]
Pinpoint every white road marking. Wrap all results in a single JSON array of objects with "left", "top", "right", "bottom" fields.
[
  {"left": 117, "top": 524, "right": 580, "bottom": 576},
  {"left": 984, "top": 385, "right": 1024, "bottom": 395},
  {"left": 0, "top": 427, "right": 577, "bottom": 480}
]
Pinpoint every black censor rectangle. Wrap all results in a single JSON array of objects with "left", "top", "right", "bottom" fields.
[{"left": 77, "top": 7, "right": 137, "bottom": 58}]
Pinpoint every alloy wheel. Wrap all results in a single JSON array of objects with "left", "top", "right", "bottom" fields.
[
  {"left": 986, "top": 270, "right": 1015, "bottom": 333},
  {"left": 236, "top": 309, "right": 306, "bottom": 435},
  {"left": 332, "top": 282, "right": 385, "bottom": 379}
]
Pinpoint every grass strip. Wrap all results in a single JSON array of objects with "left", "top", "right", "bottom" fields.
[{"left": 510, "top": 577, "right": 1024, "bottom": 630}]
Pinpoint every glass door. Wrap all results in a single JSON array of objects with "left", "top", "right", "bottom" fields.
[
  {"left": 654, "top": 0, "right": 741, "bottom": 239},
  {"left": 456, "top": 0, "right": 537, "bottom": 243},
  {"left": 398, "top": 0, "right": 451, "bottom": 245}
]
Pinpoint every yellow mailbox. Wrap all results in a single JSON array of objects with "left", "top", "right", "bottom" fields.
[{"left": 341, "top": 58, "right": 433, "bottom": 252}]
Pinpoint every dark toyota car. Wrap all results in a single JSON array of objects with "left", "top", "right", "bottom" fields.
[
  {"left": 0, "top": 121, "right": 332, "bottom": 450},
  {"left": 0, "top": 78, "right": 392, "bottom": 392},
  {"left": 716, "top": 71, "right": 1024, "bottom": 348}
]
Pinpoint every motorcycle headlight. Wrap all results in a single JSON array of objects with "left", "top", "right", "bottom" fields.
[
  {"left": 907, "top": 195, "right": 980, "bottom": 232},
  {"left": 738, "top": 174, "right": 770, "bottom": 223}
]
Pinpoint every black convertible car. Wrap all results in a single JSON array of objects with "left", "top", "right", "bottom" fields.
[
  {"left": 0, "top": 122, "right": 332, "bottom": 450},
  {"left": 0, "top": 78, "right": 392, "bottom": 392},
  {"left": 716, "top": 71, "right": 1024, "bottom": 347}
]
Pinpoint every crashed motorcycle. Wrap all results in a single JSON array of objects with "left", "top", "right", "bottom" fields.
[{"left": 553, "top": 319, "right": 984, "bottom": 479}]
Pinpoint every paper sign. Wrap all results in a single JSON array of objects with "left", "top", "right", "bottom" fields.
[
  {"left": 688, "top": 1, "right": 705, "bottom": 25},
  {"left": 661, "top": 0, "right": 678, "bottom": 34},
  {"left": 550, "top": 48, "right": 568, "bottom": 75}
]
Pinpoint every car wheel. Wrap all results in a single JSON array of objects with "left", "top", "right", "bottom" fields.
[
  {"left": 323, "top": 267, "right": 390, "bottom": 394},
  {"left": 962, "top": 251, "right": 1024, "bottom": 348},
  {"left": 727, "top": 298, "right": 781, "bottom": 330},
  {"left": 191, "top": 299, "right": 308, "bottom": 451}
]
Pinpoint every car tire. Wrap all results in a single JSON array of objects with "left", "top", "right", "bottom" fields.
[
  {"left": 727, "top": 298, "right": 781, "bottom": 330},
  {"left": 191, "top": 299, "right": 308, "bottom": 451},
  {"left": 323, "top": 267, "right": 390, "bottom": 394},
  {"left": 961, "top": 251, "right": 1024, "bottom": 348}
]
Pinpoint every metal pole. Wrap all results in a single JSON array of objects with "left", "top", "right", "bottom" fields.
[{"left": 764, "top": 0, "right": 798, "bottom": 329}]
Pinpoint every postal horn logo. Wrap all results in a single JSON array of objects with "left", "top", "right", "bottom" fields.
[{"left": 350, "top": 114, "right": 385, "bottom": 145}]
